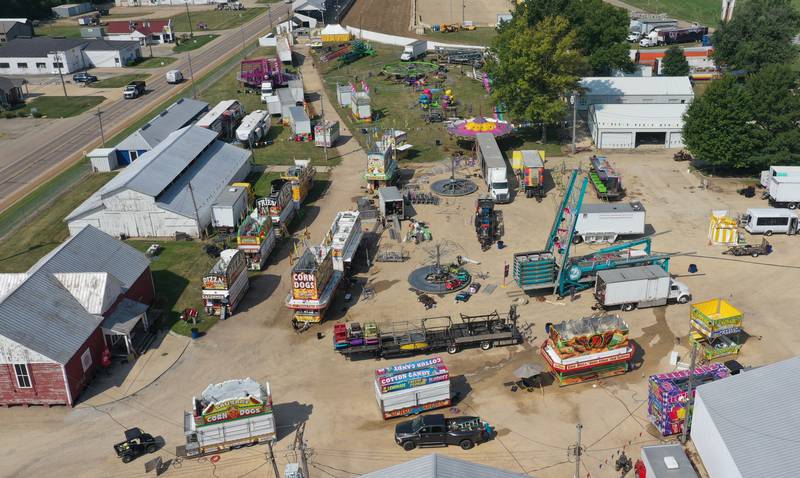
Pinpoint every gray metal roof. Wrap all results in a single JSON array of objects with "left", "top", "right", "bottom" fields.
[
  {"left": 0, "top": 76, "right": 24, "bottom": 91},
  {"left": 641, "top": 445, "right": 698, "bottom": 478},
  {"left": 0, "top": 37, "right": 87, "bottom": 58},
  {"left": 378, "top": 186, "right": 402, "bottom": 202},
  {"left": 581, "top": 201, "right": 645, "bottom": 214},
  {"left": 693, "top": 356, "right": 800, "bottom": 478},
  {"left": 361, "top": 454, "right": 531, "bottom": 478},
  {"left": 289, "top": 105, "right": 308, "bottom": 122},
  {"left": 83, "top": 39, "right": 140, "bottom": 51},
  {"left": 30, "top": 225, "right": 150, "bottom": 290},
  {"left": 102, "top": 298, "right": 148, "bottom": 335},
  {"left": 476, "top": 132, "right": 503, "bottom": 163},
  {"left": 213, "top": 186, "right": 246, "bottom": 208},
  {"left": 136, "top": 98, "right": 209, "bottom": 148},
  {"left": 597, "top": 264, "right": 667, "bottom": 283}
]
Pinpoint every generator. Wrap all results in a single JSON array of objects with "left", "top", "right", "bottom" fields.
[{"left": 474, "top": 196, "right": 504, "bottom": 251}]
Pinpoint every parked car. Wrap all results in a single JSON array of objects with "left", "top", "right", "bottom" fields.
[
  {"left": 394, "top": 414, "right": 491, "bottom": 451},
  {"left": 113, "top": 428, "right": 157, "bottom": 463},
  {"left": 72, "top": 72, "right": 98, "bottom": 83}
]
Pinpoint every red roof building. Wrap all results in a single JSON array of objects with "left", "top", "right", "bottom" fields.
[{"left": 105, "top": 19, "right": 173, "bottom": 45}]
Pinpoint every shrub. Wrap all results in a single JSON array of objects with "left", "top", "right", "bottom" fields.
[
  {"left": 17, "top": 110, "right": 27, "bottom": 118},
  {"left": 32, "top": 111, "right": 43, "bottom": 118},
  {"left": 4, "top": 112, "right": 16, "bottom": 119}
]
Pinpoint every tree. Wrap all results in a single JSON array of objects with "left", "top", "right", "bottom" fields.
[
  {"left": 682, "top": 76, "right": 760, "bottom": 169},
  {"left": 744, "top": 64, "right": 800, "bottom": 168},
  {"left": 661, "top": 46, "right": 690, "bottom": 76},
  {"left": 513, "top": 0, "right": 633, "bottom": 75},
  {"left": 486, "top": 15, "right": 588, "bottom": 142},
  {"left": 712, "top": 0, "right": 800, "bottom": 72}
]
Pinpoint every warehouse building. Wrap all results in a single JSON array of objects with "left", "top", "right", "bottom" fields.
[
  {"left": 52, "top": 3, "right": 93, "bottom": 18},
  {"left": 0, "top": 226, "right": 153, "bottom": 407},
  {"left": 577, "top": 76, "right": 694, "bottom": 111},
  {"left": 114, "top": 97, "right": 209, "bottom": 165},
  {"left": 691, "top": 356, "right": 800, "bottom": 478},
  {"left": 0, "top": 37, "right": 141, "bottom": 75},
  {"left": 588, "top": 103, "right": 688, "bottom": 149},
  {"left": 66, "top": 126, "right": 252, "bottom": 238},
  {"left": 361, "top": 454, "right": 530, "bottom": 478}
]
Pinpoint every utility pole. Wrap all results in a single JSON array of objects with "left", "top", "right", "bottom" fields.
[
  {"left": 95, "top": 108, "right": 105, "bottom": 146},
  {"left": 319, "top": 90, "right": 328, "bottom": 162},
  {"left": 462, "top": 0, "right": 465, "bottom": 24},
  {"left": 185, "top": 2, "right": 194, "bottom": 37},
  {"left": 294, "top": 422, "right": 309, "bottom": 478},
  {"left": 573, "top": 423, "right": 583, "bottom": 478},
  {"left": 267, "top": 441, "right": 280, "bottom": 478},
  {"left": 187, "top": 51, "right": 197, "bottom": 99},
  {"left": 240, "top": 12, "right": 246, "bottom": 59},
  {"left": 570, "top": 91, "right": 577, "bottom": 154},
  {"left": 53, "top": 51, "right": 67, "bottom": 97},
  {"left": 680, "top": 343, "right": 698, "bottom": 444},
  {"left": 148, "top": 41, "right": 154, "bottom": 58}
]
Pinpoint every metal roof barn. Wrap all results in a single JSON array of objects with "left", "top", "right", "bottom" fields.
[{"left": 360, "top": 454, "right": 532, "bottom": 478}]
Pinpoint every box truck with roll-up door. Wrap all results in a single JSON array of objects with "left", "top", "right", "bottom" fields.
[{"left": 595, "top": 265, "right": 690, "bottom": 311}]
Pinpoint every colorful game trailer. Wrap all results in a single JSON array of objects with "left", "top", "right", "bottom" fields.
[
  {"left": 689, "top": 299, "right": 744, "bottom": 360},
  {"left": 281, "top": 159, "right": 315, "bottom": 206},
  {"left": 648, "top": 363, "right": 730, "bottom": 436},
  {"left": 540, "top": 315, "right": 635, "bottom": 386},
  {"left": 373, "top": 356, "right": 451, "bottom": 419},
  {"left": 237, "top": 207, "right": 277, "bottom": 271}
]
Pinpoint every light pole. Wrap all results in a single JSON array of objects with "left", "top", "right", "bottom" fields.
[
  {"left": 95, "top": 108, "right": 105, "bottom": 146},
  {"left": 185, "top": 2, "right": 194, "bottom": 38},
  {"left": 187, "top": 51, "right": 197, "bottom": 99},
  {"left": 570, "top": 91, "right": 577, "bottom": 154}
]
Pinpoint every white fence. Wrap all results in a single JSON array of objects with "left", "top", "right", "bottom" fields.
[{"left": 342, "top": 26, "right": 487, "bottom": 52}]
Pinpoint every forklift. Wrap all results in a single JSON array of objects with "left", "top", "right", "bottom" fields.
[
  {"left": 474, "top": 196, "right": 504, "bottom": 251},
  {"left": 113, "top": 428, "right": 158, "bottom": 463}
]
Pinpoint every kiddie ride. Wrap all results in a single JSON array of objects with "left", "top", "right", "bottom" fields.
[
  {"left": 513, "top": 170, "right": 671, "bottom": 296},
  {"left": 475, "top": 196, "right": 503, "bottom": 251}
]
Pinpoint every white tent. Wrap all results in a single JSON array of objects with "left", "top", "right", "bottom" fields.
[{"left": 320, "top": 24, "right": 349, "bottom": 36}]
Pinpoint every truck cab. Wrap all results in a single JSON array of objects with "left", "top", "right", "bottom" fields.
[
  {"left": 667, "top": 279, "right": 691, "bottom": 304},
  {"left": 627, "top": 31, "right": 642, "bottom": 42},
  {"left": 260, "top": 81, "right": 274, "bottom": 102},
  {"left": 486, "top": 169, "right": 509, "bottom": 203},
  {"left": 123, "top": 81, "right": 146, "bottom": 99}
]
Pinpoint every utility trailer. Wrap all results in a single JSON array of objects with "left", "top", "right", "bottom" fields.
[
  {"left": 573, "top": 202, "right": 646, "bottom": 244},
  {"left": 588, "top": 156, "right": 624, "bottom": 201},
  {"left": 335, "top": 306, "right": 522, "bottom": 359}
]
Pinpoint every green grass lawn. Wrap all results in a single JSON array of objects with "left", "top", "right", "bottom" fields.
[
  {"left": 173, "top": 34, "right": 220, "bottom": 53},
  {"left": 624, "top": 0, "right": 800, "bottom": 26},
  {"left": 35, "top": 23, "right": 82, "bottom": 38},
  {"left": 19, "top": 95, "right": 106, "bottom": 118},
  {"left": 169, "top": 7, "right": 267, "bottom": 32},
  {"left": 106, "top": 10, "right": 153, "bottom": 19},
  {"left": 88, "top": 73, "right": 150, "bottom": 89},
  {"left": 318, "top": 43, "right": 562, "bottom": 164},
  {"left": 0, "top": 170, "right": 115, "bottom": 272},
  {"left": 129, "top": 56, "right": 177, "bottom": 68},
  {"left": 422, "top": 27, "right": 498, "bottom": 46}
]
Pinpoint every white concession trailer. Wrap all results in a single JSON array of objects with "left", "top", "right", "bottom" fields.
[{"left": 574, "top": 201, "right": 646, "bottom": 243}]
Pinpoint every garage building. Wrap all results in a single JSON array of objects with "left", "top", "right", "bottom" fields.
[
  {"left": 691, "top": 356, "right": 800, "bottom": 478},
  {"left": 0, "top": 37, "right": 141, "bottom": 75},
  {"left": 577, "top": 76, "right": 694, "bottom": 111},
  {"left": 588, "top": 103, "right": 688, "bottom": 149}
]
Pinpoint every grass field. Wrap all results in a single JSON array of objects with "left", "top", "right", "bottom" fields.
[
  {"left": 106, "top": 11, "right": 154, "bottom": 19},
  {"left": 19, "top": 95, "right": 106, "bottom": 118},
  {"left": 422, "top": 27, "right": 498, "bottom": 46},
  {"left": 318, "top": 44, "right": 563, "bottom": 164},
  {"left": 173, "top": 34, "right": 219, "bottom": 53},
  {"left": 89, "top": 73, "right": 150, "bottom": 89},
  {"left": 624, "top": 0, "right": 800, "bottom": 26},
  {"left": 35, "top": 23, "right": 82, "bottom": 38},
  {"left": 129, "top": 56, "right": 177, "bottom": 68},
  {"left": 169, "top": 7, "right": 266, "bottom": 32}
]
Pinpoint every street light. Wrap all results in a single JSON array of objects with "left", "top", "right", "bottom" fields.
[{"left": 50, "top": 51, "right": 68, "bottom": 97}]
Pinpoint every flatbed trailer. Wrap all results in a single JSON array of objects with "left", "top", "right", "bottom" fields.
[{"left": 336, "top": 306, "right": 522, "bottom": 359}]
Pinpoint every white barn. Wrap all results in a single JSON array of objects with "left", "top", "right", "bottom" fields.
[
  {"left": 66, "top": 126, "right": 252, "bottom": 238},
  {"left": 588, "top": 103, "right": 688, "bottom": 149},
  {"left": 577, "top": 76, "right": 694, "bottom": 111}
]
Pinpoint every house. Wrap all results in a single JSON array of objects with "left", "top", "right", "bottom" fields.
[
  {"left": 52, "top": 3, "right": 93, "bottom": 18},
  {"left": 105, "top": 19, "right": 174, "bottom": 45},
  {"left": 0, "top": 37, "right": 142, "bottom": 74},
  {"left": 114, "top": 97, "right": 208, "bottom": 165},
  {"left": 588, "top": 103, "right": 688, "bottom": 149},
  {"left": 66, "top": 126, "right": 252, "bottom": 238},
  {"left": 361, "top": 454, "right": 532, "bottom": 478},
  {"left": 0, "top": 226, "right": 153, "bottom": 407},
  {"left": 0, "top": 76, "right": 25, "bottom": 109},
  {"left": 690, "top": 356, "right": 800, "bottom": 478},
  {"left": 577, "top": 76, "right": 694, "bottom": 111},
  {"left": 0, "top": 20, "right": 34, "bottom": 43}
]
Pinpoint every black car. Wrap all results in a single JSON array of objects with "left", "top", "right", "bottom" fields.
[
  {"left": 72, "top": 72, "right": 98, "bottom": 83},
  {"left": 113, "top": 428, "right": 157, "bottom": 463}
]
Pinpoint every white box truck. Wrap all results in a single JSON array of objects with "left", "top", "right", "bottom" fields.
[
  {"left": 400, "top": 40, "right": 427, "bottom": 61},
  {"left": 181, "top": 378, "right": 276, "bottom": 458},
  {"left": 595, "top": 265, "right": 691, "bottom": 311},
  {"left": 573, "top": 202, "right": 646, "bottom": 244},
  {"left": 476, "top": 132, "right": 510, "bottom": 203},
  {"left": 374, "top": 357, "right": 451, "bottom": 419},
  {"left": 759, "top": 165, "right": 800, "bottom": 188},
  {"left": 765, "top": 169, "right": 800, "bottom": 209}
]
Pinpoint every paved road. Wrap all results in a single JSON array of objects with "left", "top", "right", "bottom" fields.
[{"left": 0, "top": 4, "right": 289, "bottom": 210}]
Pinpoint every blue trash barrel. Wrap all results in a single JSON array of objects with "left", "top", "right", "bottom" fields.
[
  {"left": 497, "top": 240, "right": 505, "bottom": 249},
  {"left": 688, "top": 264, "right": 698, "bottom": 273},
  {"left": 191, "top": 328, "right": 200, "bottom": 339}
]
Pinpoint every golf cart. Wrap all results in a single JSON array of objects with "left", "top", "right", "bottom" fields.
[{"left": 114, "top": 428, "right": 157, "bottom": 463}]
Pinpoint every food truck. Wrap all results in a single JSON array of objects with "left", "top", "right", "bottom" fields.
[
  {"left": 281, "top": 159, "right": 315, "bottom": 205},
  {"left": 320, "top": 211, "right": 363, "bottom": 271},
  {"left": 265, "top": 181, "right": 296, "bottom": 236},
  {"left": 365, "top": 139, "right": 397, "bottom": 191},
  {"left": 201, "top": 249, "right": 249, "bottom": 318},
  {"left": 181, "top": 378, "right": 276, "bottom": 457},
  {"left": 285, "top": 245, "right": 342, "bottom": 328},
  {"left": 374, "top": 357, "right": 451, "bottom": 419},
  {"left": 237, "top": 206, "right": 278, "bottom": 271}
]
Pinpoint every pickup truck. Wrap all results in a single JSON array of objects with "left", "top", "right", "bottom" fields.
[
  {"left": 123, "top": 81, "right": 146, "bottom": 99},
  {"left": 394, "top": 414, "right": 491, "bottom": 451}
]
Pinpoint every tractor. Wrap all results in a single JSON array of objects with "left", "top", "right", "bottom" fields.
[{"left": 474, "top": 196, "right": 504, "bottom": 251}]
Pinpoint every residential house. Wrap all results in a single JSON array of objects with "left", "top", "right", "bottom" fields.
[{"left": 105, "top": 19, "right": 174, "bottom": 45}]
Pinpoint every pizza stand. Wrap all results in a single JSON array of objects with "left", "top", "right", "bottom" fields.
[{"left": 201, "top": 249, "right": 249, "bottom": 319}]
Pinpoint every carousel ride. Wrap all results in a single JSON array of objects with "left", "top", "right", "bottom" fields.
[{"left": 408, "top": 243, "right": 471, "bottom": 294}]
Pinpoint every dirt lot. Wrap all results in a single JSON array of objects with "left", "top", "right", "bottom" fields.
[
  {"left": 417, "top": 0, "right": 512, "bottom": 26},
  {"left": 1, "top": 59, "right": 798, "bottom": 478},
  {"left": 342, "top": 0, "right": 413, "bottom": 35}
]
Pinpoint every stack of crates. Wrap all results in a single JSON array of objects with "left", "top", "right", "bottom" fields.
[{"left": 513, "top": 251, "right": 557, "bottom": 290}]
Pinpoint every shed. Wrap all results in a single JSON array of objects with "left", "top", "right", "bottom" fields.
[
  {"left": 52, "top": 3, "right": 93, "bottom": 18},
  {"left": 588, "top": 103, "right": 688, "bottom": 149},
  {"left": 638, "top": 444, "right": 698, "bottom": 478},
  {"left": 212, "top": 186, "right": 248, "bottom": 229},
  {"left": 350, "top": 91, "right": 371, "bottom": 121},
  {"left": 288, "top": 106, "right": 311, "bottom": 136},
  {"left": 378, "top": 186, "right": 403, "bottom": 219},
  {"left": 691, "top": 356, "right": 800, "bottom": 478},
  {"left": 277, "top": 87, "right": 296, "bottom": 120},
  {"left": 336, "top": 84, "right": 352, "bottom": 107},
  {"left": 578, "top": 76, "right": 694, "bottom": 111},
  {"left": 360, "top": 454, "right": 530, "bottom": 478},
  {"left": 320, "top": 24, "right": 351, "bottom": 43},
  {"left": 88, "top": 147, "right": 118, "bottom": 172}
]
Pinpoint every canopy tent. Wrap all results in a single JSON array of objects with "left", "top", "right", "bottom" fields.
[
  {"left": 320, "top": 24, "right": 351, "bottom": 43},
  {"left": 708, "top": 210, "right": 739, "bottom": 245},
  {"left": 447, "top": 116, "right": 512, "bottom": 139}
]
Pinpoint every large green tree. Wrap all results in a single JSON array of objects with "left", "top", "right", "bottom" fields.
[
  {"left": 513, "top": 0, "right": 633, "bottom": 75},
  {"left": 712, "top": 0, "right": 800, "bottom": 72},
  {"left": 661, "top": 46, "right": 690, "bottom": 76},
  {"left": 682, "top": 76, "right": 760, "bottom": 169},
  {"left": 744, "top": 64, "right": 800, "bottom": 167},
  {"left": 486, "top": 15, "right": 588, "bottom": 142}
]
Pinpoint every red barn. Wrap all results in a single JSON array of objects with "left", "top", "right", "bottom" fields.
[{"left": 0, "top": 226, "right": 153, "bottom": 407}]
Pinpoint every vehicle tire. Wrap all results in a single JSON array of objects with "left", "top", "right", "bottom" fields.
[
  {"left": 459, "top": 439, "right": 475, "bottom": 450},
  {"left": 765, "top": 230, "right": 773, "bottom": 236},
  {"left": 146, "top": 445, "right": 157, "bottom": 454},
  {"left": 572, "top": 235, "right": 582, "bottom": 245},
  {"left": 621, "top": 303, "right": 636, "bottom": 312},
  {"left": 788, "top": 202, "right": 797, "bottom": 210},
  {"left": 480, "top": 340, "right": 492, "bottom": 351},
  {"left": 122, "top": 455, "right": 132, "bottom": 464},
  {"left": 447, "top": 343, "right": 458, "bottom": 354},
  {"left": 677, "top": 295, "right": 689, "bottom": 304},
  {"left": 402, "top": 441, "right": 416, "bottom": 451},
  {"left": 751, "top": 252, "right": 759, "bottom": 258}
]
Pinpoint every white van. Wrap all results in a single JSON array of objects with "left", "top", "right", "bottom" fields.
[
  {"left": 742, "top": 208, "right": 799, "bottom": 236},
  {"left": 166, "top": 69, "right": 183, "bottom": 84}
]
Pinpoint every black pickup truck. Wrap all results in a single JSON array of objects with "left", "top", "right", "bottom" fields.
[{"left": 394, "top": 414, "right": 491, "bottom": 451}]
